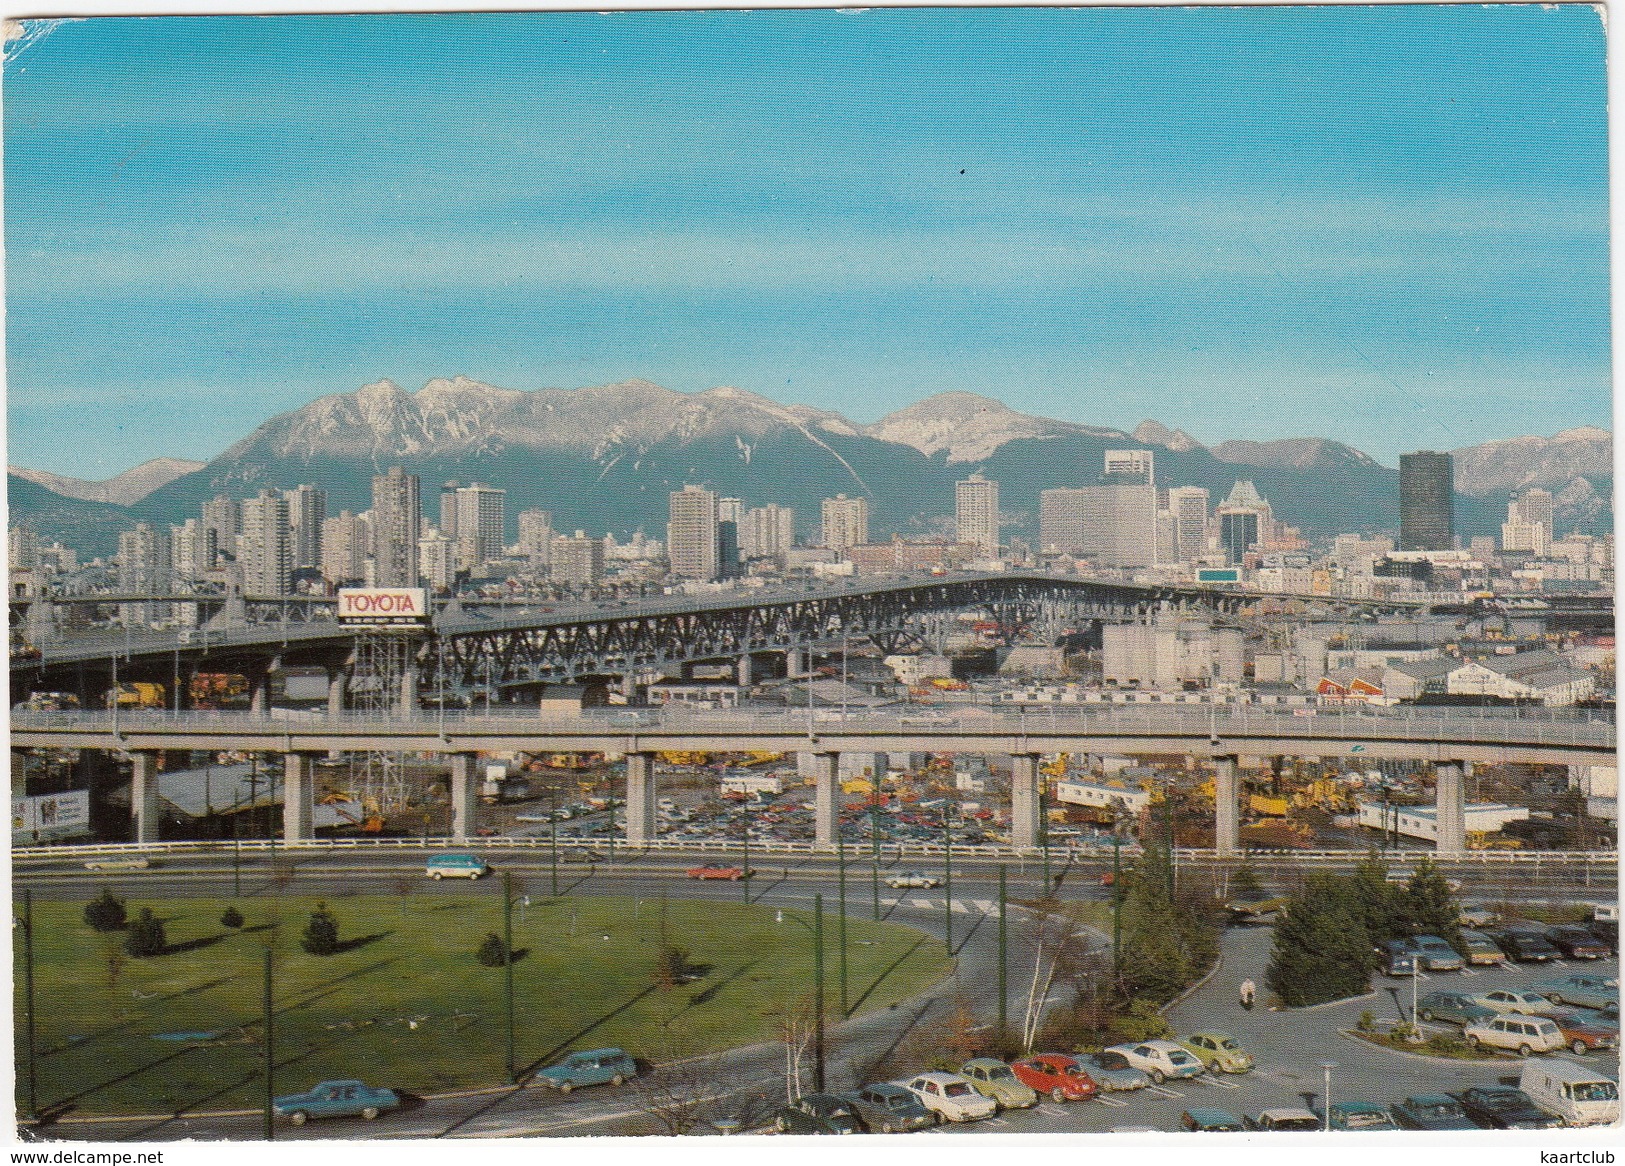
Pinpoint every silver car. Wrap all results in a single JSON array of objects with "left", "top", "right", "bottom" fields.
[{"left": 1074, "top": 1051, "right": 1151, "bottom": 1091}]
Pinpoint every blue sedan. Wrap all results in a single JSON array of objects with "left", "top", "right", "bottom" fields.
[{"left": 274, "top": 1080, "right": 400, "bottom": 1125}]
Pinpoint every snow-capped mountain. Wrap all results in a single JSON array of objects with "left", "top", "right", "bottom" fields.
[
  {"left": 862, "top": 391, "right": 1123, "bottom": 463},
  {"left": 1451, "top": 427, "right": 1613, "bottom": 494},
  {"left": 8, "top": 457, "right": 205, "bottom": 506}
]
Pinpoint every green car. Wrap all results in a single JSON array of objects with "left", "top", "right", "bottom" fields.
[
  {"left": 958, "top": 1058, "right": 1039, "bottom": 1110},
  {"left": 1176, "top": 1031, "right": 1254, "bottom": 1074}
]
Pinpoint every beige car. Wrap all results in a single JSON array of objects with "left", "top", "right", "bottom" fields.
[{"left": 1464, "top": 1014, "right": 1565, "bottom": 1057}]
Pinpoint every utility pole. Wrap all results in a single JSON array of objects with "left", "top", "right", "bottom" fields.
[
  {"left": 263, "top": 948, "right": 275, "bottom": 1141},
  {"left": 549, "top": 783, "right": 559, "bottom": 897},
  {"left": 22, "top": 890, "right": 37, "bottom": 1123},
  {"left": 942, "top": 806, "right": 953, "bottom": 953},
  {"left": 870, "top": 804, "right": 882, "bottom": 921},
  {"left": 997, "top": 865, "right": 1008, "bottom": 1038},
  {"left": 1111, "top": 826, "right": 1123, "bottom": 990},
  {"left": 813, "top": 893, "right": 826, "bottom": 1092},
  {"left": 837, "top": 830, "right": 848, "bottom": 1016},
  {"left": 503, "top": 871, "right": 516, "bottom": 1082},
  {"left": 1040, "top": 783, "right": 1051, "bottom": 896}
]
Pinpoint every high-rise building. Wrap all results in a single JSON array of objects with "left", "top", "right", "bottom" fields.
[
  {"left": 1216, "top": 481, "right": 1275, "bottom": 566},
  {"left": 418, "top": 529, "right": 455, "bottom": 593},
  {"left": 717, "top": 497, "right": 743, "bottom": 579},
  {"left": 371, "top": 467, "right": 422, "bottom": 587},
  {"left": 1103, "top": 449, "right": 1156, "bottom": 485},
  {"left": 321, "top": 510, "right": 371, "bottom": 586},
  {"left": 1166, "top": 486, "right": 1211, "bottom": 562},
  {"left": 955, "top": 474, "right": 1000, "bottom": 558},
  {"left": 170, "top": 518, "right": 215, "bottom": 584},
  {"left": 201, "top": 495, "right": 241, "bottom": 568},
  {"left": 117, "top": 523, "right": 172, "bottom": 593},
  {"left": 239, "top": 489, "right": 293, "bottom": 596},
  {"left": 439, "top": 482, "right": 506, "bottom": 572},
  {"left": 517, "top": 508, "right": 554, "bottom": 567},
  {"left": 1039, "top": 489, "right": 1088, "bottom": 555},
  {"left": 284, "top": 484, "right": 327, "bottom": 571},
  {"left": 821, "top": 494, "right": 869, "bottom": 551},
  {"left": 1078, "top": 483, "right": 1158, "bottom": 567},
  {"left": 1399, "top": 451, "right": 1454, "bottom": 551},
  {"left": 8, "top": 524, "right": 39, "bottom": 572},
  {"left": 742, "top": 504, "right": 795, "bottom": 561},
  {"left": 1502, "top": 488, "right": 1554, "bottom": 555},
  {"left": 667, "top": 485, "right": 720, "bottom": 580},
  {"left": 552, "top": 531, "right": 605, "bottom": 587}
]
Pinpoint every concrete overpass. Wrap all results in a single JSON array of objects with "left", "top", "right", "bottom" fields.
[{"left": 13, "top": 704, "right": 1611, "bottom": 860}]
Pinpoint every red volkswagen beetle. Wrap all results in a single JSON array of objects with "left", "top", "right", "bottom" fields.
[{"left": 1011, "top": 1053, "right": 1099, "bottom": 1102}]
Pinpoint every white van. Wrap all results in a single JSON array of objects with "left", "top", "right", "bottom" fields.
[{"left": 1519, "top": 1059, "right": 1620, "bottom": 1127}]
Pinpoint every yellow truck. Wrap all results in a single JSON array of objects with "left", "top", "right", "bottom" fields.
[{"left": 108, "top": 682, "right": 165, "bottom": 709}]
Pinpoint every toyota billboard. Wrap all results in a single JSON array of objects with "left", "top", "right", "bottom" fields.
[{"left": 337, "top": 587, "right": 431, "bottom": 626}]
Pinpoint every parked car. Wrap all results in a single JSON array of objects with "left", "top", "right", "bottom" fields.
[
  {"left": 1176, "top": 1031, "right": 1253, "bottom": 1074},
  {"left": 1180, "top": 1107, "right": 1246, "bottom": 1132},
  {"left": 1545, "top": 1010, "right": 1620, "bottom": 1057},
  {"left": 1243, "top": 1108, "right": 1320, "bottom": 1131},
  {"left": 900, "top": 1072, "right": 998, "bottom": 1123},
  {"left": 1457, "top": 903, "right": 1498, "bottom": 928},
  {"left": 686, "top": 862, "right": 751, "bottom": 881},
  {"left": 957, "top": 1058, "right": 1039, "bottom": 1110},
  {"left": 1374, "top": 938, "right": 1421, "bottom": 976},
  {"left": 1455, "top": 929, "right": 1508, "bottom": 966},
  {"left": 1321, "top": 1101, "right": 1400, "bottom": 1131},
  {"left": 1545, "top": 926, "right": 1611, "bottom": 960},
  {"left": 772, "top": 1094, "right": 864, "bottom": 1134},
  {"left": 845, "top": 1083, "right": 937, "bottom": 1133},
  {"left": 1010, "top": 1054, "right": 1099, "bottom": 1102},
  {"left": 1073, "top": 1050, "right": 1151, "bottom": 1092},
  {"left": 534, "top": 1047, "right": 638, "bottom": 1092},
  {"left": 1454, "top": 1085, "right": 1563, "bottom": 1130},
  {"left": 1409, "top": 934, "right": 1464, "bottom": 972},
  {"left": 885, "top": 871, "right": 942, "bottom": 889},
  {"left": 1470, "top": 989, "right": 1558, "bottom": 1016},
  {"left": 273, "top": 1080, "right": 399, "bottom": 1125},
  {"left": 1104, "top": 1040, "right": 1205, "bottom": 1084},
  {"left": 1490, "top": 928, "right": 1561, "bottom": 963},
  {"left": 1463, "top": 1014, "right": 1565, "bottom": 1057},
  {"left": 1534, "top": 974, "right": 1619, "bottom": 1011},
  {"left": 425, "top": 853, "right": 489, "bottom": 880},
  {"left": 1390, "top": 1094, "right": 1480, "bottom": 1131},
  {"left": 1416, "top": 990, "right": 1495, "bottom": 1028}
]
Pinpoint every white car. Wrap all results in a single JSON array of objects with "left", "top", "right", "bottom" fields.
[
  {"left": 886, "top": 872, "right": 943, "bottom": 890},
  {"left": 1471, "top": 989, "right": 1559, "bottom": 1016},
  {"left": 1464, "top": 1014, "right": 1565, "bottom": 1057},
  {"left": 900, "top": 1072, "right": 998, "bottom": 1123},
  {"left": 1104, "top": 1040, "right": 1206, "bottom": 1084}
]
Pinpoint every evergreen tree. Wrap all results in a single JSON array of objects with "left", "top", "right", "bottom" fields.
[
  {"left": 1398, "top": 857, "right": 1461, "bottom": 945},
  {"left": 301, "top": 902, "right": 340, "bottom": 955},
  {"left": 1266, "top": 874, "right": 1372, "bottom": 1006},
  {"left": 84, "top": 888, "right": 127, "bottom": 932},
  {"left": 1350, "top": 850, "right": 1407, "bottom": 945},
  {"left": 221, "top": 906, "right": 244, "bottom": 929},
  {"left": 1230, "top": 863, "right": 1264, "bottom": 901},
  {"left": 477, "top": 932, "right": 511, "bottom": 967},
  {"left": 123, "top": 907, "right": 166, "bottom": 958}
]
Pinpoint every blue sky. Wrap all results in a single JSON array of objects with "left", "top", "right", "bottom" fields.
[{"left": 5, "top": 5, "right": 1609, "bottom": 478}]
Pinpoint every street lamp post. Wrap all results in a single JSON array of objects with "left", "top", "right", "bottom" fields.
[
  {"left": 549, "top": 783, "right": 560, "bottom": 897},
  {"left": 776, "top": 895, "right": 827, "bottom": 1093},
  {"left": 836, "top": 829, "right": 848, "bottom": 1016},
  {"left": 263, "top": 948, "right": 275, "bottom": 1141},
  {"left": 1040, "top": 783, "right": 1051, "bottom": 896},
  {"left": 21, "top": 889, "right": 37, "bottom": 1123},
  {"left": 1320, "top": 1061, "right": 1337, "bottom": 1131},
  {"left": 942, "top": 805, "right": 954, "bottom": 953},
  {"left": 503, "top": 871, "right": 517, "bottom": 1082},
  {"left": 997, "top": 865, "right": 1008, "bottom": 1038},
  {"left": 869, "top": 803, "right": 882, "bottom": 922},
  {"left": 1111, "top": 819, "right": 1124, "bottom": 990}
]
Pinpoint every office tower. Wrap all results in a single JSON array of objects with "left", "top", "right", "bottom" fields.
[
  {"left": 552, "top": 531, "right": 605, "bottom": 587},
  {"left": 1399, "top": 451, "right": 1454, "bottom": 551},
  {"left": 418, "top": 529, "right": 455, "bottom": 592},
  {"left": 1502, "top": 488, "right": 1555, "bottom": 555},
  {"left": 517, "top": 508, "right": 554, "bottom": 567},
  {"left": 956, "top": 473, "right": 1000, "bottom": 558},
  {"left": 1166, "top": 486, "right": 1211, "bottom": 562},
  {"left": 8, "top": 524, "right": 38, "bottom": 572},
  {"left": 1216, "top": 480, "right": 1274, "bottom": 566},
  {"left": 1103, "top": 449, "right": 1156, "bottom": 485},
  {"left": 239, "top": 489, "right": 293, "bottom": 596},
  {"left": 1079, "top": 483, "right": 1158, "bottom": 567},
  {"left": 201, "top": 495, "right": 241, "bottom": 567},
  {"left": 371, "top": 467, "right": 422, "bottom": 587},
  {"left": 717, "top": 497, "right": 742, "bottom": 579},
  {"left": 667, "top": 485, "right": 720, "bottom": 580},
  {"left": 821, "top": 494, "right": 869, "bottom": 551},
  {"left": 742, "top": 504, "right": 795, "bottom": 561},
  {"left": 322, "top": 510, "right": 371, "bottom": 586},
  {"left": 438, "top": 482, "right": 506, "bottom": 572},
  {"left": 284, "top": 484, "right": 327, "bottom": 571},
  {"left": 117, "top": 523, "right": 172, "bottom": 592},
  {"left": 1038, "top": 489, "right": 1087, "bottom": 555},
  {"left": 170, "top": 518, "right": 215, "bottom": 584}
]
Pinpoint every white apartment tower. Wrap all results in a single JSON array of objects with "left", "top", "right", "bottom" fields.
[
  {"left": 517, "top": 508, "right": 554, "bottom": 567},
  {"left": 1166, "top": 486, "right": 1211, "bottom": 562},
  {"left": 239, "top": 489, "right": 293, "bottom": 596},
  {"left": 667, "top": 485, "right": 720, "bottom": 580},
  {"left": 1502, "top": 488, "right": 1555, "bottom": 556},
  {"left": 321, "top": 510, "right": 371, "bottom": 587},
  {"left": 371, "top": 467, "right": 422, "bottom": 587},
  {"left": 170, "top": 518, "right": 216, "bottom": 584},
  {"left": 552, "top": 531, "right": 605, "bottom": 587},
  {"left": 742, "top": 504, "right": 795, "bottom": 561},
  {"left": 821, "top": 494, "right": 869, "bottom": 551},
  {"left": 201, "top": 495, "right": 241, "bottom": 569},
  {"left": 440, "top": 482, "right": 507, "bottom": 573},
  {"left": 955, "top": 474, "right": 1000, "bottom": 558}
]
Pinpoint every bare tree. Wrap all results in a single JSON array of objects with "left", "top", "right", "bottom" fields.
[{"left": 629, "top": 1048, "right": 776, "bottom": 1136}]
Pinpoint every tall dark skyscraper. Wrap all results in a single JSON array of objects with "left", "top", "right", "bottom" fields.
[{"left": 1399, "top": 451, "right": 1454, "bottom": 550}]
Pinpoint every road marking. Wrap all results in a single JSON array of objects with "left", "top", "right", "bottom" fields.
[
  {"left": 1148, "top": 1085, "right": 1184, "bottom": 1098},
  {"left": 1095, "top": 1095, "right": 1129, "bottom": 1107},
  {"left": 983, "top": 1117, "right": 1009, "bottom": 1127},
  {"left": 1460, "top": 968, "right": 1481, "bottom": 977},
  {"left": 971, "top": 899, "right": 1001, "bottom": 915},
  {"left": 1037, "top": 1104, "right": 1067, "bottom": 1117},
  {"left": 950, "top": 900, "right": 971, "bottom": 914},
  {"left": 910, "top": 898, "right": 934, "bottom": 909},
  {"left": 1201, "top": 1076, "right": 1241, "bottom": 1089}
]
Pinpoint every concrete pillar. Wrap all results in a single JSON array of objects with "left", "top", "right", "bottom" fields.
[
  {"left": 326, "top": 667, "right": 347, "bottom": 718},
  {"left": 621, "top": 670, "right": 639, "bottom": 700},
  {"left": 813, "top": 752, "right": 839, "bottom": 849},
  {"left": 249, "top": 672, "right": 271, "bottom": 717},
  {"left": 1214, "top": 755, "right": 1240, "bottom": 857},
  {"left": 399, "top": 665, "right": 419, "bottom": 718},
  {"left": 1010, "top": 753, "right": 1042, "bottom": 850},
  {"left": 625, "top": 752, "right": 656, "bottom": 846},
  {"left": 1435, "top": 761, "right": 1466, "bottom": 856},
  {"left": 737, "top": 653, "right": 754, "bottom": 686},
  {"left": 449, "top": 753, "right": 479, "bottom": 843},
  {"left": 282, "top": 752, "right": 314, "bottom": 842},
  {"left": 130, "top": 751, "right": 160, "bottom": 843},
  {"left": 786, "top": 647, "right": 807, "bottom": 678}
]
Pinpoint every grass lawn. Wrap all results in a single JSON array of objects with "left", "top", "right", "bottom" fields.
[{"left": 15, "top": 886, "right": 950, "bottom": 1117}]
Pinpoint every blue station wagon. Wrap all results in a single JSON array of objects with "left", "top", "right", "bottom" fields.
[
  {"left": 274, "top": 1080, "right": 400, "bottom": 1125},
  {"left": 426, "top": 853, "right": 489, "bottom": 880},
  {"left": 535, "top": 1047, "right": 638, "bottom": 1092}
]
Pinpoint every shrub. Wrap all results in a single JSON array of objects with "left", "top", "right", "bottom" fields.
[
  {"left": 84, "top": 888, "right": 127, "bottom": 932},
  {"left": 477, "top": 932, "right": 511, "bottom": 967},
  {"left": 1109, "top": 998, "right": 1172, "bottom": 1043},
  {"left": 301, "top": 902, "right": 340, "bottom": 955},
  {"left": 221, "top": 906, "right": 244, "bottom": 929},
  {"left": 123, "top": 908, "right": 166, "bottom": 958},
  {"left": 654, "top": 945, "right": 696, "bottom": 988},
  {"left": 1357, "top": 1010, "right": 1375, "bottom": 1032}
]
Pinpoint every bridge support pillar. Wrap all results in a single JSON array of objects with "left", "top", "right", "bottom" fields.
[
  {"left": 326, "top": 667, "right": 347, "bottom": 717},
  {"left": 1010, "top": 753, "right": 1042, "bottom": 850},
  {"left": 1434, "top": 761, "right": 1466, "bottom": 856},
  {"left": 249, "top": 672, "right": 271, "bottom": 717},
  {"left": 737, "top": 653, "right": 754, "bottom": 686},
  {"left": 130, "top": 751, "right": 160, "bottom": 843},
  {"left": 399, "top": 665, "right": 420, "bottom": 717},
  {"left": 812, "top": 752, "right": 839, "bottom": 849},
  {"left": 786, "top": 647, "right": 808, "bottom": 678},
  {"left": 282, "top": 752, "right": 314, "bottom": 842},
  {"left": 625, "top": 752, "right": 656, "bottom": 846},
  {"left": 449, "top": 753, "right": 479, "bottom": 843},
  {"left": 1214, "top": 755, "right": 1240, "bottom": 857}
]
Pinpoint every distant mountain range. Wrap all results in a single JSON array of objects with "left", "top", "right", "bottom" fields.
[{"left": 7, "top": 378, "right": 1612, "bottom": 558}]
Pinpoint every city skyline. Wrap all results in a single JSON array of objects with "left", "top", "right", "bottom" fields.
[{"left": 5, "top": 6, "right": 1609, "bottom": 477}]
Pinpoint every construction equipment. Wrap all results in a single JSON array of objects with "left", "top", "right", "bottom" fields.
[{"left": 108, "top": 682, "right": 165, "bottom": 709}]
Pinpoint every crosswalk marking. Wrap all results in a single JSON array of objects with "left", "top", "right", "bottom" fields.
[
  {"left": 949, "top": 900, "right": 971, "bottom": 914},
  {"left": 1095, "top": 1095, "right": 1129, "bottom": 1107},
  {"left": 1148, "top": 1085, "right": 1184, "bottom": 1098},
  {"left": 899, "top": 897, "right": 1002, "bottom": 916},
  {"left": 909, "top": 898, "right": 934, "bottom": 909},
  {"left": 1036, "top": 1104, "right": 1067, "bottom": 1117},
  {"left": 970, "top": 899, "right": 1001, "bottom": 916}
]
